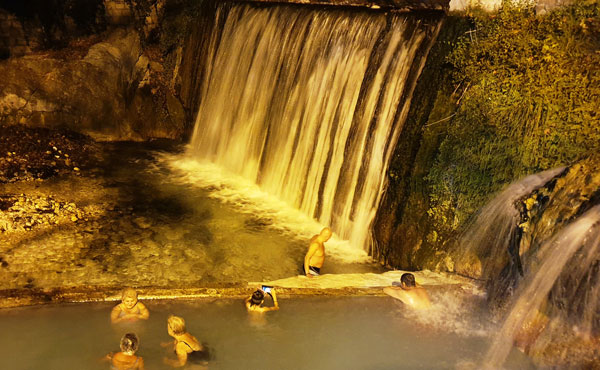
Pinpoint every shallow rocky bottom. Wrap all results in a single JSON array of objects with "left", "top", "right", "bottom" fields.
[{"left": 0, "top": 125, "right": 384, "bottom": 301}]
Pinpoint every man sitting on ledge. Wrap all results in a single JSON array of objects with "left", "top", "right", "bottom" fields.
[{"left": 383, "top": 273, "right": 431, "bottom": 309}]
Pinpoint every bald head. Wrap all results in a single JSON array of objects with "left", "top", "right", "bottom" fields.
[{"left": 320, "top": 227, "right": 332, "bottom": 241}]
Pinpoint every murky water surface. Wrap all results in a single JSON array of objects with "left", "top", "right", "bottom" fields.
[{"left": 0, "top": 297, "right": 535, "bottom": 369}]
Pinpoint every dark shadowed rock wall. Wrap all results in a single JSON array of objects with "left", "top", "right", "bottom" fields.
[
  {"left": 372, "top": 16, "right": 471, "bottom": 270},
  {"left": 0, "top": 29, "right": 184, "bottom": 140},
  {"left": 0, "top": 0, "right": 187, "bottom": 140}
]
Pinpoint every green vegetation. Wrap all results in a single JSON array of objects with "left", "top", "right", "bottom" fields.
[{"left": 425, "top": 0, "right": 600, "bottom": 244}]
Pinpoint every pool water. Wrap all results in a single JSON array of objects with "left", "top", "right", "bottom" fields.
[{"left": 0, "top": 297, "right": 535, "bottom": 369}]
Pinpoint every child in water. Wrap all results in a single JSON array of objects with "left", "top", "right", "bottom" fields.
[
  {"left": 106, "top": 333, "right": 145, "bottom": 370},
  {"left": 163, "top": 315, "right": 209, "bottom": 368},
  {"left": 111, "top": 288, "right": 150, "bottom": 323},
  {"left": 245, "top": 288, "right": 279, "bottom": 313}
]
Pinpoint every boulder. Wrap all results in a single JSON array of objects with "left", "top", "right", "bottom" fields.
[{"left": 0, "top": 28, "right": 183, "bottom": 140}]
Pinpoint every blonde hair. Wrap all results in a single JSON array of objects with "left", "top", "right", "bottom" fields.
[
  {"left": 168, "top": 315, "right": 186, "bottom": 335},
  {"left": 121, "top": 288, "right": 138, "bottom": 300}
]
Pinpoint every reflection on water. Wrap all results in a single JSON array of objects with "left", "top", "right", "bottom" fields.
[{"left": 0, "top": 297, "right": 535, "bottom": 369}]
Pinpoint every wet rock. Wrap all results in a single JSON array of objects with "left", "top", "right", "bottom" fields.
[
  {"left": 0, "top": 194, "right": 90, "bottom": 233},
  {"left": 163, "top": 227, "right": 185, "bottom": 241},
  {"left": 133, "top": 216, "right": 151, "bottom": 229},
  {"left": 0, "top": 29, "right": 181, "bottom": 140},
  {"left": 0, "top": 124, "right": 101, "bottom": 183}
]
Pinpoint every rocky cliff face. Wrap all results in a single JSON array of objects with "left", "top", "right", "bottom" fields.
[
  {"left": 372, "top": 16, "right": 471, "bottom": 271},
  {"left": 0, "top": 29, "right": 184, "bottom": 140}
]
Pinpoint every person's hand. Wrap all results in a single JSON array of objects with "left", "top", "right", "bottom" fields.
[{"left": 306, "top": 274, "right": 313, "bottom": 279}]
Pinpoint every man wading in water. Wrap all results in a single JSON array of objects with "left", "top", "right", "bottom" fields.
[{"left": 304, "top": 227, "right": 332, "bottom": 278}]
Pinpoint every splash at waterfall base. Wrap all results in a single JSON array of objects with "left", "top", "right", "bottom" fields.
[{"left": 451, "top": 155, "right": 600, "bottom": 369}]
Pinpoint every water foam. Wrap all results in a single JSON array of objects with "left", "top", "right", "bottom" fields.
[
  {"left": 399, "top": 285, "right": 493, "bottom": 338},
  {"left": 159, "top": 151, "right": 371, "bottom": 263}
]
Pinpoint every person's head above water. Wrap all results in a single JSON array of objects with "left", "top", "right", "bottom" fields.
[
  {"left": 319, "top": 227, "right": 332, "bottom": 241},
  {"left": 250, "top": 290, "right": 264, "bottom": 306},
  {"left": 121, "top": 288, "right": 138, "bottom": 309},
  {"left": 400, "top": 273, "right": 416, "bottom": 288},
  {"left": 120, "top": 333, "right": 139, "bottom": 354},
  {"left": 167, "top": 315, "right": 187, "bottom": 335}
]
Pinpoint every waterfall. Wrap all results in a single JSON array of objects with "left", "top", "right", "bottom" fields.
[
  {"left": 455, "top": 167, "right": 566, "bottom": 278},
  {"left": 188, "top": 3, "right": 442, "bottom": 251},
  {"left": 482, "top": 205, "right": 600, "bottom": 369}
]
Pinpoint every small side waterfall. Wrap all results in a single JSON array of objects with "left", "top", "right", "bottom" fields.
[
  {"left": 455, "top": 167, "right": 566, "bottom": 278},
  {"left": 188, "top": 3, "right": 442, "bottom": 251},
  {"left": 483, "top": 205, "right": 600, "bottom": 369},
  {"left": 454, "top": 157, "right": 600, "bottom": 368}
]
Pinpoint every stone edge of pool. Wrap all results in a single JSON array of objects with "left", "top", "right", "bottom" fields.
[
  {"left": 0, "top": 286, "right": 393, "bottom": 308},
  {"left": 0, "top": 271, "right": 478, "bottom": 308}
]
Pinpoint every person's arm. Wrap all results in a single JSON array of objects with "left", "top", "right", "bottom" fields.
[
  {"left": 137, "top": 302, "right": 150, "bottom": 320},
  {"left": 110, "top": 305, "right": 123, "bottom": 323},
  {"left": 262, "top": 290, "right": 279, "bottom": 312},
  {"left": 101, "top": 352, "right": 114, "bottom": 362},
  {"left": 304, "top": 242, "right": 318, "bottom": 278},
  {"left": 168, "top": 342, "right": 189, "bottom": 367},
  {"left": 160, "top": 339, "right": 176, "bottom": 348}
]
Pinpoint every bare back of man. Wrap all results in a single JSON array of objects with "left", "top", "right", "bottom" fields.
[
  {"left": 384, "top": 286, "right": 431, "bottom": 310},
  {"left": 384, "top": 273, "right": 431, "bottom": 309}
]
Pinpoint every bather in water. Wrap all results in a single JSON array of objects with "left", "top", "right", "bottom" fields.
[
  {"left": 105, "top": 332, "right": 145, "bottom": 370},
  {"left": 111, "top": 288, "right": 150, "bottom": 324},
  {"left": 163, "top": 315, "right": 209, "bottom": 368}
]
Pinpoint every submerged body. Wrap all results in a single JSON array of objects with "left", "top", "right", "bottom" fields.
[
  {"left": 163, "top": 315, "right": 208, "bottom": 368},
  {"left": 106, "top": 333, "right": 144, "bottom": 370},
  {"left": 110, "top": 352, "right": 144, "bottom": 370},
  {"left": 111, "top": 288, "right": 149, "bottom": 323},
  {"left": 384, "top": 286, "right": 431, "bottom": 310}
]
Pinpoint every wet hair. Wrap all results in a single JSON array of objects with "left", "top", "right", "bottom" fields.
[
  {"left": 401, "top": 273, "right": 416, "bottom": 288},
  {"left": 121, "top": 288, "right": 138, "bottom": 300},
  {"left": 120, "top": 333, "right": 139, "bottom": 353},
  {"left": 168, "top": 315, "right": 186, "bottom": 335},
  {"left": 250, "top": 290, "right": 264, "bottom": 306}
]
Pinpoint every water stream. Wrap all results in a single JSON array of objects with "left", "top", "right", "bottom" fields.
[
  {"left": 483, "top": 205, "right": 600, "bottom": 369},
  {"left": 456, "top": 167, "right": 566, "bottom": 279},
  {"left": 188, "top": 3, "right": 442, "bottom": 253}
]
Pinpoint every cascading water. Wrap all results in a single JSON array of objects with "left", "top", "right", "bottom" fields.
[
  {"left": 483, "top": 205, "right": 600, "bottom": 369},
  {"left": 187, "top": 3, "right": 442, "bottom": 252},
  {"left": 455, "top": 167, "right": 566, "bottom": 278},
  {"left": 452, "top": 157, "right": 600, "bottom": 368}
]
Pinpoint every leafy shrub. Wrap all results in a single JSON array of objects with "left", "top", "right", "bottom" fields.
[{"left": 427, "top": 0, "right": 600, "bottom": 240}]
